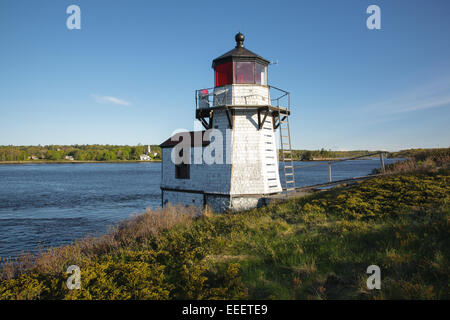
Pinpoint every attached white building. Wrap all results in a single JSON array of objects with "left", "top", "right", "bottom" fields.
[{"left": 160, "top": 33, "right": 294, "bottom": 212}]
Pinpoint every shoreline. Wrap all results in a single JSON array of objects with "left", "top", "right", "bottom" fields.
[
  {"left": 0, "top": 160, "right": 162, "bottom": 165},
  {"left": 0, "top": 158, "right": 388, "bottom": 165}
]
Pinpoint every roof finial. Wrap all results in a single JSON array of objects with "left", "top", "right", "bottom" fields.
[{"left": 235, "top": 32, "right": 244, "bottom": 48}]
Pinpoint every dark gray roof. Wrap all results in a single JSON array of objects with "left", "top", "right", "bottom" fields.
[
  {"left": 212, "top": 33, "right": 270, "bottom": 68},
  {"left": 160, "top": 131, "right": 210, "bottom": 149}
]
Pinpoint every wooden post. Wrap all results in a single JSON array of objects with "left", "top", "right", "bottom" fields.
[
  {"left": 379, "top": 152, "right": 386, "bottom": 174},
  {"left": 328, "top": 162, "right": 332, "bottom": 182}
]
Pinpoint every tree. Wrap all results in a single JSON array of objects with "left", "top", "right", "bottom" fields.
[{"left": 302, "top": 151, "right": 313, "bottom": 161}]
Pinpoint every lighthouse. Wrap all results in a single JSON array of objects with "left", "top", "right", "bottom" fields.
[{"left": 160, "top": 33, "right": 294, "bottom": 212}]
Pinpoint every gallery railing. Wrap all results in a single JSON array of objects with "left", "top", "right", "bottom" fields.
[{"left": 195, "top": 85, "right": 291, "bottom": 110}]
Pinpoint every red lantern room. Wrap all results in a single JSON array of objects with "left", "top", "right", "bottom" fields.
[{"left": 212, "top": 33, "right": 270, "bottom": 87}]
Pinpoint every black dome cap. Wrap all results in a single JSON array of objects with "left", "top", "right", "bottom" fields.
[{"left": 235, "top": 32, "right": 245, "bottom": 48}]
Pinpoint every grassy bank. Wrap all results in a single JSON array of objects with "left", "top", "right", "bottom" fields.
[
  {"left": 387, "top": 147, "right": 450, "bottom": 159},
  {"left": 374, "top": 148, "right": 450, "bottom": 174},
  {"left": 1, "top": 155, "right": 449, "bottom": 300}
]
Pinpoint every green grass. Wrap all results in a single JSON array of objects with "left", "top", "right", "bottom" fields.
[
  {"left": 210, "top": 171, "right": 449, "bottom": 299},
  {"left": 1, "top": 166, "right": 449, "bottom": 299}
]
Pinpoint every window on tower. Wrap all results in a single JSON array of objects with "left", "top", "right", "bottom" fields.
[
  {"left": 214, "top": 60, "right": 268, "bottom": 86},
  {"left": 215, "top": 62, "right": 233, "bottom": 87},
  {"left": 234, "top": 61, "right": 255, "bottom": 84},
  {"left": 255, "top": 62, "right": 267, "bottom": 85}
]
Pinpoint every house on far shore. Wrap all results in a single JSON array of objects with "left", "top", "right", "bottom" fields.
[
  {"left": 140, "top": 145, "right": 153, "bottom": 161},
  {"left": 140, "top": 154, "right": 151, "bottom": 161},
  {"left": 64, "top": 156, "right": 74, "bottom": 161}
]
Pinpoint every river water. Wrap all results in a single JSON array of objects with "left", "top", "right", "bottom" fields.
[{"left": 0, "top": 159, "right": 401, "bottom": 259}]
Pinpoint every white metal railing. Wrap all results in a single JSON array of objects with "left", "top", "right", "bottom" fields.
[{"left": 195, "top": 85, "right": 291, "bottom": 109}]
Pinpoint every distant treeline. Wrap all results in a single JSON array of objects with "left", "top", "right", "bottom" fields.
[
  {"left": 0, "top": 145, "right": 162, "bottom": 162},
  {"left": 282, "top": 148, "right": 450, "bottom": 161},
  {"left": 387, "top": 148, "right": 450, "bottom": 159},
  {"left": 2, "top": 145, "right": 447, "bottom": 162},
  {"left": 283, "top": 149, "right": 378, "bottom": 161}
]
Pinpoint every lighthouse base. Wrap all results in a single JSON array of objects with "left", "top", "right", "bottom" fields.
[
  {"left": 161, "top": 189, "right": 274, "bottom": 213},
  {"left": 205, "top": 194, "right": 269, "bottom": 212}
]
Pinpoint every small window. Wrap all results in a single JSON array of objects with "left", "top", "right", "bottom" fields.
[
  {"left": 255, "top": 63, "right": 267, "bottom": 85},
  {"left": 175, "top": 148, "right": 190, "bottom": 179},
  {"left": 175, "top": 163, "right": 190, "bottom": 179},
  {"left": 234, "top": 61, "right": 255, "bottom": 84}
]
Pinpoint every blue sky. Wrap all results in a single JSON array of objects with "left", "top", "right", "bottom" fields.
[{"left": 0, "top": 0, "right": 449, "bottom": 151}]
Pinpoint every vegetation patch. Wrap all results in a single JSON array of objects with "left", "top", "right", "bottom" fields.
[{"left": 0, "top": 145, "right": 161, "bottom": 162}]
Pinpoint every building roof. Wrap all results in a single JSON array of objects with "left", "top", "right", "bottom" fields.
[
  {"left": 159, "top": 131, "right": 211, "bottom": 149},
  {"left": 212, "top": 33, "right": 270, "bottom": 68}
]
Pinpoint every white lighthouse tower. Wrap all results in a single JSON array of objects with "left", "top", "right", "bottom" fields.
[{"left": 160, "top": 33, "right": 294, "bottom": 212}]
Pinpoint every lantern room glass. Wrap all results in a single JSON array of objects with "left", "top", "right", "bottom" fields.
[
  {"left": 234, "top": 61, "right": 255, "bottom": 84},
  {"left": 255, "top": 62, "right": 267, "bottom": 85},
  {"left": 215, "top": 62, "right": 233, "bottom": 87},
  {"left": 214, "top": 61, "right": 268, "bottom": 87}
]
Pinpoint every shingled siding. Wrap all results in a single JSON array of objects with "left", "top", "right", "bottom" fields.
[
  {"left": 160, "top": 83, "right": 283, "bottom": 211},
  {"left": 213, "top": 84, "right": 270, "bottom": 106},
  {"left": 230, "top": 110, "right": 282, "bottom": 195},
  {"left": 160, "top": 110, "right": 282, "bottom": 211},
  {"left": 160, "top": 147, "right": 232, "bottom": 195}
]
